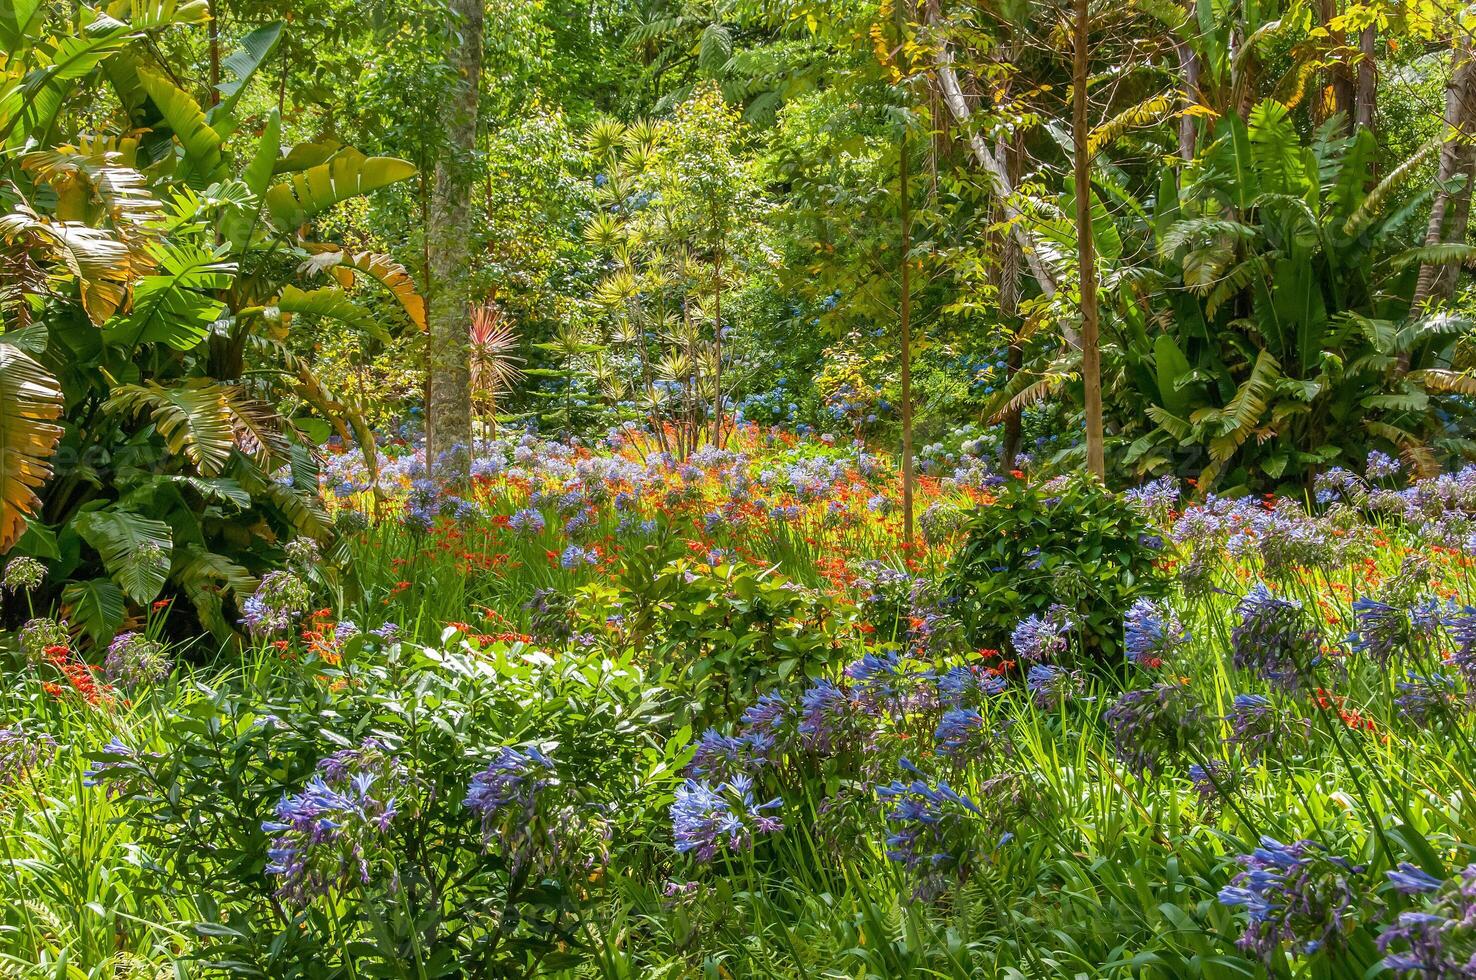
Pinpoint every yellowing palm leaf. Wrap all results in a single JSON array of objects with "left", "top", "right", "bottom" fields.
[{"left": 0, "top": 345, "right": 63, "bottom": 551}]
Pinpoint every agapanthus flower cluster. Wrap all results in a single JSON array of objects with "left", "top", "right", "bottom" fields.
[
  {"left": 3, "top": 557, "right": 45, "bottom": 593},
  {"left": 1226, "top": 693, "right": 1308, "bottom": 763},
  {"left": 1027, "top": 663, "right": 1079, "bottom": 709},
  {"left": 1348, "top": 597, "right": 1416, "bottom": 667},
  {"left": 876, "top": 759, "right": 986, "bottom": 901},
  {"left": 102, "top": 633, "right": 172, "bottom": 687},
  {"left": 82, "top": 738, "right": 158, "bottom": 799},
  {"left": 0, "top": 724, "right": 56, "bottom": 786},
  {"left": 1394, "top": 673, "right": 1466, "bottom": 730},
  {"left": 240, "top": 570, "right": 313, "bottom": 637},
  {"left": 1102, "top": 682, "right": 1204, "bottom": 776},
  {"left": 1231, "top": 585, "right": 1319, "bottom": 690},
  {"left": 1188, "top": 760, "right": 1234, "bottom": 804},
  {"left": 798, "top": 680, "right": 860, "bottom": 754},
  {"left": 1123, "top": 476, "right": 1180, "bottom": 516},
  {"left": 1255, "top": 505, "right": 1340, "bottom": 578},
  {"left": 1123, "top": 598, "right": 1189, "bottom": 667},
  {"left": 1378, "top": 862, "right": 1476, "bottom": 977},
  {"left": 935, "top": 663, "right": 1009, "bottom": 709},
  {"left": 1011, "top": 605, "right": 1074, "bottom": 662},
  {"left": 1218, "top": 836, "right": 1366, "bottom": 964},
  {"left": 932, "top": 708, "right": 1009, "bottom": 762},
  {"left": 1367, "top": 450, "right": 1404, "bottom": 480},
  {"left": 17, "top": 617, "right": 68, "bottom": 663},
  {"left": 464, "top": 745, "right": 558, "bottom": 873},
  {"left": 264, "top": 739, "right": 407, "bottom": 906},
  {"left": 670, "top": 776, "right": 783, "bottom": 862}
]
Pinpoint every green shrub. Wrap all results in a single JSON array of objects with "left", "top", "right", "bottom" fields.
[{"left": 943, "top": 474, "right": 1167, "bottom": 664}]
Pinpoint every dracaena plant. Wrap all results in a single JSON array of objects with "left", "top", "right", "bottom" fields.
[{"left": 0, "top": 1, "right": 422, "bottom": 644}]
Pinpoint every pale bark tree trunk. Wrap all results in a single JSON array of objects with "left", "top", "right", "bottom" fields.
[
  {"left": 426, "top": 0, "right": 482, "bottom": 478},
  {"left": 998, "top": 226, "right": 1023, "bottom": 469},
  {"left": 924, "top": 0, "right": 1059, "bottom": 305},
  {"left": 1073, "top": 0, "right": 1105, "bottom": 481},
  {"left": 1316, "top": 0, "right": 1355, "bottom": 129},
  {"left": 1176, "top": 31, "right": 1199, "bottom": 161},
  {"left": 1413, "top": 32, "right": 1476, "bottom": 312}
]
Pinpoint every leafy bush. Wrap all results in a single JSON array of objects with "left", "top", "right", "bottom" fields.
[
  {"left": 80, "top": 635, "right": 685, "bottom": 974},
  {"left": 0, "top": 10, "right": 419, "bottom": 643},
  {"left": 943, "top": 474, "right": 1167, "bottom": 664}
]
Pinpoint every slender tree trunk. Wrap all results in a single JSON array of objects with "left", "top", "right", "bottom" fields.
[
  {"left": 426, "top": 0, "right": 482, "bottom": 477},
  {"left": 1413, "top": 32, "right": 1476, "bottom": 312},
  {"left": 710, "top": 246, "right": 723, "bottom": 447},
  {"left": 208, "top": 6, "right": 221, "bottom": 106},
  {"left": 1317, "top": 0, "right": 1355, "bottom": 128},
  {"left": 1073, "top": 0, "right": 1105, "bottom": 481},
  {"left": 900, "top": 128, "right": 915, "bottom": 547},
  {"left": 1354, "top": 24, "right": 1377, "bottom": 131},
  {"left": 998, "top": 132, "right": 1024, "bottom": 469},
  {"left": 1176, "top": 31, "right": 1199, "bottom": 161},
  {"left": 924, "top": 0, "right": 1060, "bottom": 306}
]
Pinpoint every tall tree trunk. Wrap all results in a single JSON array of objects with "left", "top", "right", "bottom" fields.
[
  {"left": 924, "top": 0, "right": 1059, "bottom": 306},
  {"left": 1073, "top": 0, "right": 1105, "bottom": 481},
  {"left": 710, "top": 247, "right": 723, "bottom": 447},
  {"left": 1413, "top": 32, "right": 1476, "bottom": 312},
  {"left": 426, "top": 0, "right": 482, "bottom": 477},
  {"left": 207, "top": 5, "right": 221, "bottom": 106},
  {"left": 999, "top": 135, "right": 1024, "bottom": 469},
  {"left": 1354, "top": 24, "right": 1377, "bottom": 131},
  {"left": 1176, "top": 31, "right": 1199, "bottom": 161},
  {"left": 900, "top": 127, "right": 915, "bottom": 547},
  {"left": 1317, "top": 0, "right": 1355, "bottom": 128}
]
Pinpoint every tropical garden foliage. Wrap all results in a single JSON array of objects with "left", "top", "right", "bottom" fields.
[{"left": 4, "top": 0, "right": 1476, "bottom": 976}]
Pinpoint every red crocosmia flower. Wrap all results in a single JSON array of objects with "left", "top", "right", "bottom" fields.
[{"left": 152, "top": 599, "right": 172, "bottom": 610}]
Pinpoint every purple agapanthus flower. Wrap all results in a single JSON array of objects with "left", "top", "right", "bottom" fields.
[
  {"left": 464, "top": 746, "right": 555, "bottom": 872},
  {"left": 1102, "top": 682, "right": 1203, "bottom": 776},
  {"left": 1377, "top": 863, "right": 1476, "bottom": 976},
  {"left": 1011, "top": 605, "right": 1073, "bottom": 662},
  {"left": 1225, "top": 693, "right": 1308, "bottom": 763},
  {"left": 876, "top": 758, "right": 985, "bottom": 901},
  {"left": 509, "top": 508, "right": 546, "bottom": 535},
  {"left": 263, "top": 771, "right": 400, "bottom": 906},
  {"left": 0, "top": 725, "right": 56, "bottom": 786},
  {"left": 1366, "top": 450, "right": 1403, "bottom": 480},
  {"left": 1347, "top": 596, "right": 1415, "bottom": 667},
  {"left": 1231, "top": 585, "right": 1318, "bottom": 690},
  {"left": 670, "top": 776, "right": 783, "bottom": 862},
  {"left": 1218, "top": 836, "right": 1366, "bottom": 964},
  {"left": 798, "top": 680, "right": 855, "bottom": 753},
  {"left": 1123, "top": 598, "right": 1189, "bottom": 667}
]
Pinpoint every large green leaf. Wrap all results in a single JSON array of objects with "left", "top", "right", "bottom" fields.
[
  {"left": 0, "top": 0, "right": 43, "bottom": 50},
  {"left": 61, "top": 578, "right": 125, "bottom": 646},
  {"left": 1153, "top": 334, "right": 1194, "bottom": 418},
  {"left": 221, "top": 108, "right": 280, "bottom": 253},
  {"left": 0, "top": 346, "right": 64, "bottom": 553},
  {"left": 104, "top": 380, "right": 236, "bottom": 476},
  {"left": 72, "top": 508, "right": 172, "bottom": 603},
  {"left": 208, "top": 21, "right": 283, "bottom": 133},
  {"left": 102, "top": 242, "right": 234, "bottom": 350},
  {"left": 271, "top": 285, "right": 389, "bottom": 341},
  {"left": 264, "top": 148, "right": 415, "bottom": 229},
  {"left": 137, "top": 67, "right": 228, "bottom": 188}
]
